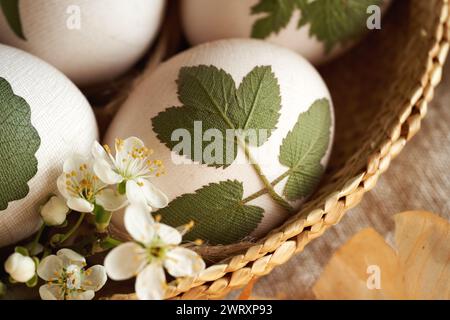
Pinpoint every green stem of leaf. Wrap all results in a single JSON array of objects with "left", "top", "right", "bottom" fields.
[
  {"left": 57, "top": 212, "right": 86, "bottom": 245},
  {"left": 238, "top": 138, "right": 293, "bottom": 212},
  {"left": 29, "top": 223, "right": 45, "bottom": 254},
  {"left": 101, "top": 236, "right": 123, "bottom": 249},
  {"left": 242, "top": 168, "right": 292, "bottom": 204}
]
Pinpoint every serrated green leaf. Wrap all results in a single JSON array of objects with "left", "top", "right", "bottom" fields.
[
  {"left": 155, "top": 180, "right": 264, "bottom": 245},
  {"left": 0, "top": 0, "right": 25, "bottom": 40},
  {"left": 251, "top": 0, "right": 296, "bottom": 39},
  {"left": 251, "top": 0, "right": 382, "bottom": 51},
  {"left": 236, "top": 66, "right": 282, "bottom": 146},
  {"left": 279, "top": 98, "right": 332, "bottom": 201},
  {"left": 152, "top": 65, "right": 281, "bottom": 167},
  {"left": 0, "top": 78, "right": 40, "bottom": 211},
  {"left": 297, "top": 0, "right": 382, "bottom": 52}
]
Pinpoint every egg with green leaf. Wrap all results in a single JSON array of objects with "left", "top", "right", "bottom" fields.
[
  {"left": 105, "top": 39, "right": 334, "bottom": 245},
  {"left": 181, "top": 0, "right": 391, "bottom": 65},
  {"left": 0, "top": 0, "right": 166, "bottom": 87},
  {"left": 0, "top": 44, "right": 98, "bottom": 247}
]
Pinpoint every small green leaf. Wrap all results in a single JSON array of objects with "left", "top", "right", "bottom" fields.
[
  {"left": 25, "top": 274, "right": 37, "bottom": 288},
  {"left": 0, "top": 77, "right": 40, "bottom": 211},
  {"left": 14, "top": 246, "right": 29, "bottom": 256},
  {"left": 152, "top": 65, "right": 281, "bottom": 167},
  {"left": 250, "top": 0, "right": 296, "bottom": 39},
  {"left": 279, "top": 99, "right": 332, "bottom": 201},
  {"left": 0, "top": 0, "right": 26, "bottom": 40},
  {"left": 236, "top": 66, "right": 282, "bottom": 146},
  {"left": 297, "top": 0, "right": 382, "bottom": 52},
  {"left": 155, "top": 180, "right": 264, "bottom": 245}
]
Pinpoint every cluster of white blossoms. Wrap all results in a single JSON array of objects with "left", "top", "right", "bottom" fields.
[{"left": 3, "top": 137, "right": 205, "bottom": 300}]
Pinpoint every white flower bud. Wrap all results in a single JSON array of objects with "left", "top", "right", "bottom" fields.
[
  {"left": 4, "top": 253, "right": 35, "bottom": 283},
  {"left": 40, "top": 196, "right": 69, "bottom": 226}
]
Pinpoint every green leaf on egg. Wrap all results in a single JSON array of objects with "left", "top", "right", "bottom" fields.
[
  {"left": 0, "top": 77, "right": 40, "bottom": 211},
  {"left": 152, "top": 65, "right": 281, "bottom": 168},
  {"left": 251, "top": 0, "right": 382, "bottom": 52},
  {"left": 297, "top": 0, "right": 382, "bottom": 52},
  {"left": 155, "top": 180, "right": 264, "bottom": 245},
  {"left": 250, "top": 0, "right": 297, "bottom": 39},
  {"left": 279, "top": 98, "right": 331, "bottom": 201},
  {"left": 0, "top": 0, "right": 26, "bottom": 40}
]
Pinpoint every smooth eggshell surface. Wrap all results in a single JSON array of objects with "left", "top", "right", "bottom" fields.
[
  {"left": 105, "top": 39, "right": 334, "bottom": 241},
  {"left": 0, "top": 44, "right": 98, "bottom": 247},
  {"left": 0, "top": 0, "right": 166, "bottom": 87}
]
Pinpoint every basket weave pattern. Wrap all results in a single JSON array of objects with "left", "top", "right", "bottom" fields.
[{"left": 110, "top": 0, "right": 450, "bottom": 300}]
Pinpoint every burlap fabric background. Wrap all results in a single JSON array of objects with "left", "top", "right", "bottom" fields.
[{"left": 250, "top": 60, "right": 450, "bottom": 300}]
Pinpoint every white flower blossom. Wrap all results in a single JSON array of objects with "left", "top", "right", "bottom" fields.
[
  {"left": 92, "top": 137, "right": 168, "bottom": 210},
  {"left": 104, "top": 204, "right": 205, "bottom": 300},
  {"left": 4, "top": 252, "right": 35, "bottom": 283},
  {"left": 57, "top": 154, "right": 126, "bottom": 213},
  {"left": 37, "top": 249, "right": 107, "bottom": 300},
  {"left": 40, "top": 196, "right": 69, "bottom": 226}
]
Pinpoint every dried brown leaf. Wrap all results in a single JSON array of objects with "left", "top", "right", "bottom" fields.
[{"left": 313, "top": 211, "right": 450, "bottom": 300}]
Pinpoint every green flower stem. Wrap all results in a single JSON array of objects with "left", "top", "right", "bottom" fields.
[
  {"left": 30, "top": 223, "right": 45, "bottom": 254},
  {"left": 102, "top": 236, "right": 123, "bottom": 248},
  {"left": 238, "top": 137, "right": 293, "bottom": 212},
  {"left": 58, "top": 212, "right": 86, "bottom": 245},
  {"left": 94, "top": 208, "right": 112, "bottom": 233}
]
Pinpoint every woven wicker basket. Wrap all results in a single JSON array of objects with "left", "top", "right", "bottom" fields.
[{"left": 103, "top": 0, "right": 449, "bottom": 300}]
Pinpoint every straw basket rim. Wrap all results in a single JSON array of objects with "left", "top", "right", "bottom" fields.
[{"left": 108, "top": 0, "right": 450, "bottom": 300}]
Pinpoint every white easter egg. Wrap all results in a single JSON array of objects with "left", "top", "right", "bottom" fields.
[
  {"left": 0, "top": 44, "right": 98, "bottom": 247},
  {"left": 181, "top": 0, "right": 391, "bottom": 65},
  {"left": 105, "top": 39, "right": 334, "bottom": 245},
  {"left": 0, "top": 0, "right": 166, "bottom": 87}
]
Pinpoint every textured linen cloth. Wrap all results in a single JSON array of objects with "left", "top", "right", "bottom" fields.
[{"left": 251, "top": 60, "right": 450, "bottom": 299}]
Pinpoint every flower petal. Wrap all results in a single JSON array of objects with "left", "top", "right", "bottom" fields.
[
  {"left": 67, "top": 197, "right": 94, "bottom": 213},
  {"left": 124, "top": 204, "right": 155, "bottom": 244},
  {"left": 4, "top": 253, "right": 36, "bottom": 283},
  {"left": 94, "top": 159, "right": 123, "bottom": 185},
  {"left": 37, "top": 255, "right": 63, "bottom": 281},
  {"left": 139, "top": 179, "right": 169, "bottom": 209},
  {"left": 91, "top": 141, "right": 110, "bottom": 162},
  {"left": 40, "top": 196, "right": 69, "bottom": 226},
  {"left": 66, "top": 290, "right": 95, "bottom": 300},
  {"left": 165, "top": 247, "right": 206, "bottom": 277},
  {"left": 82, "top": 265, "right": 107, "bottom": 291},
  {"left": 135, "top": 263, "right": 166, "bottom": 300},
  {"left": 57, "top": 174, "right": 70, "bottom": 199},
  {"left": 63, "top": 154, "right": 90, "bottom": 173},
  {"left": 126, "top": 180, "right": 148, "bottom": 207},
  {"left": 116, "top": 137, "right": 146, "bottom": 163},
  {"left": 57, "top": 248, "right": 86, "bottom": 267},
  {"left": 104, "top": 242, "right": 145, "bottom": 281},
  {"left": 39, "top": 284, "right": 64, "bottom": 300},
  {"left": 96, "top": 189, "right": 127, "bottom": 212},
  {"left": 155, "top": 223, "right": 182, "bottom": 246}
]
